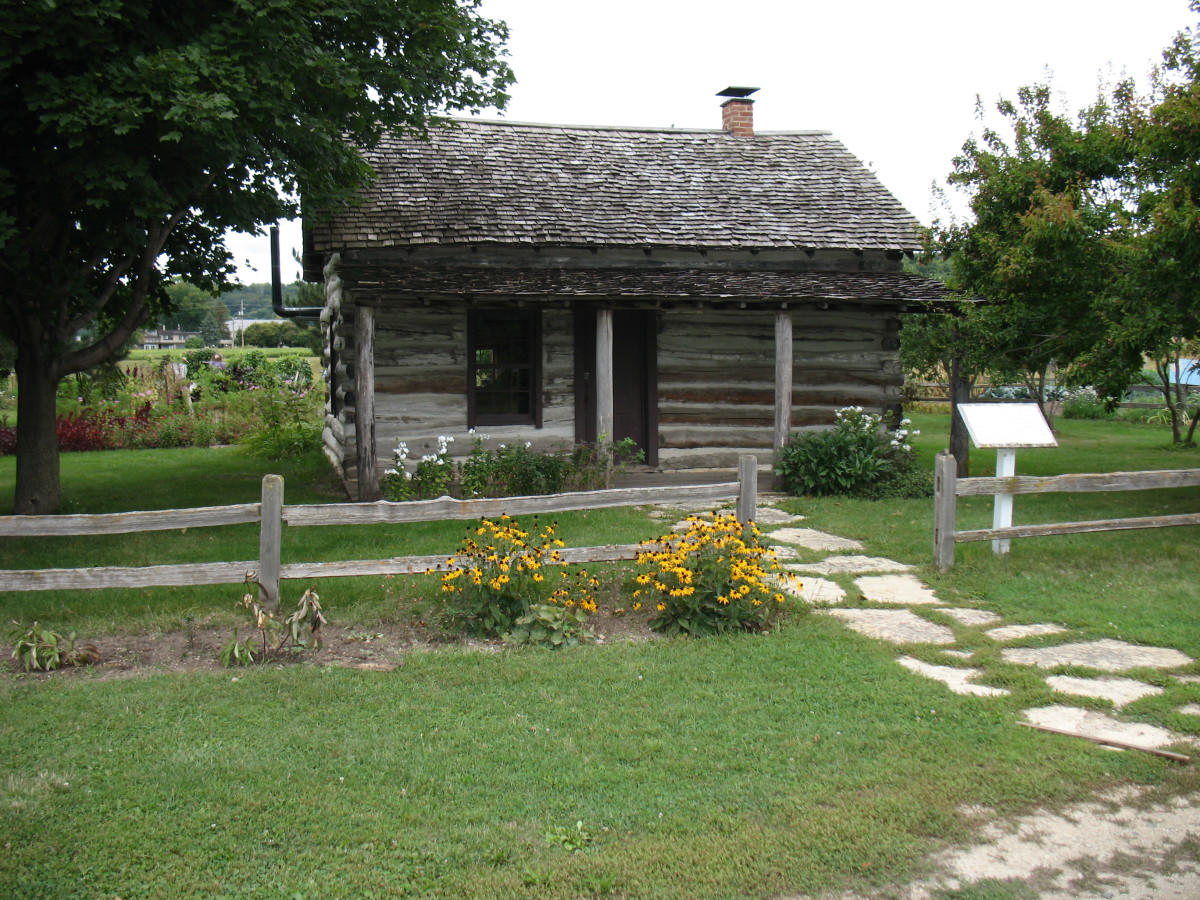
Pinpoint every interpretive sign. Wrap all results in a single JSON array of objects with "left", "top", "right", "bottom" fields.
[{"left": 956, "top": 403, "right": 1057, "bottom": 554}]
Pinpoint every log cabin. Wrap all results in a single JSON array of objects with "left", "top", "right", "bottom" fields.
[{"left": 303, "top": 88, "right": 949, "bottom": 500}]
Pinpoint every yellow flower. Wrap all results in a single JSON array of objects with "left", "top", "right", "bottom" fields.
[
  {"left": 633, "top": 602, "right": 642, "bottom": 611},
  {"left": 656, "top": 602, "right": 666, "bottom": 612},
  {"left": 717, "top": 595, "right": 729, "bottom": 605}
]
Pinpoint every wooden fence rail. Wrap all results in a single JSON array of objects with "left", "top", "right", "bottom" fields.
[
  {"left": 932, "top": 451, "right": 1200, "bottom": 571},
  {"left": 0, "top": 458, "right": 758, "bottom": 600}
]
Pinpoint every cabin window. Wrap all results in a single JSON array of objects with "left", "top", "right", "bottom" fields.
[{"left": 467, "top": 309, "right": 543, "bottom": 427}]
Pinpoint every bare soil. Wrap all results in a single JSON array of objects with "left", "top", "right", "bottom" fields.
[{"left": 2, "top": 603, "right": 660, "bottom": 681}]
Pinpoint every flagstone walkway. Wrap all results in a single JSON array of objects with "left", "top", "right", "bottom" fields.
[
  {"left": 666, "top": 496, "right": 1200, "bottom": 898},
  {"left": 669, "top": 499, "right": 1200, "bottom": 756}
]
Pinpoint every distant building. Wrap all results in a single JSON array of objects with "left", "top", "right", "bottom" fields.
[{"left": 140, "top": 328, "right": 234, "bottom": 350}]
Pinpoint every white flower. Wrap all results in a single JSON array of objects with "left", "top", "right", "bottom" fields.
[
  {"left": 499, "top": 443, "right": 506, "bottom": 449},
  {"left": 384, "top": 468, "right": 398, "bottom": 476},
  {"left": 525, "top": 441, "right": 532, "bottom": 449},
  {"left": 468, "top": 428, "right": 475, "bottom": 436}
]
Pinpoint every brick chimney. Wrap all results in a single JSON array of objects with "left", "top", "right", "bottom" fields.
[{"left": 718, "top": 86, "right": 759, "bottom": 136}]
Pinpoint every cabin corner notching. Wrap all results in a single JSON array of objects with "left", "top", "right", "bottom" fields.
[{"left": 306, "top": 98, "right": 949, "bottom": 500}]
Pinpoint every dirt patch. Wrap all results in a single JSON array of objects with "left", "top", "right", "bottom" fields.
[{"left": 2, "top": 604, "right": 661, "bottom": 681}]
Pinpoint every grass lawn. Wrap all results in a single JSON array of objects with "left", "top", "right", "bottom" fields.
[{"left": 1, "top": 417, "right": 1198, "bottom": 899}]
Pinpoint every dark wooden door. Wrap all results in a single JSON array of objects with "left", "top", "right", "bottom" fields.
[{"left": 574, "top": 309, "right": 657, "bottom": 465}]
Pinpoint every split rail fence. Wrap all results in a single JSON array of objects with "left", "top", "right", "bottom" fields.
[
  {"left": 0, "top": 457, "right": 760, "bottom": 602},
  {"left": 932, "top": 451, "right": 1200, "bottom": 571}
]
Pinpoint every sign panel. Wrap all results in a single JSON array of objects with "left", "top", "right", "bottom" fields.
[{"left": 957, "top": 403, "right": 1057, "bottom": 449}]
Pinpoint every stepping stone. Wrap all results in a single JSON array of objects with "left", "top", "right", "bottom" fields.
[
  {"left": 769, "top": 527, "right": 863, "bottom": 552},
  {"left": 746, "top": 507, "right": 804, "bottom": 526},
  {"left": 898, "top": 657, "right": 1011, "bottom": 697},
  {"left": 939, "top": 608, "right": 1002, "bottom": 626},
  {"left": 821, "top": 609, "right": 956, "bottom": 645},
  {"left": 942, "top": 649, "right": 974, "bottom": 660},
  {"left": 786, "top": 555, "right": 911, "bottom": 575},
  {"left": 1176, "top": 675, "right": 1200, "bottom": 685},
  {"left": 986, "top": 623, "right": 1068, "bottom": 642},
  {"left": 769, "top": 575, "right": 844, "bottom": 604},
  {"left": 767, "top": 544, "right": 800, "bottom": 561},
  {"left": 853, "top": 574, "right": 941, "bottom": 606},
  {"left": 1002, "top": 639, "right": 1193, "bottom": 672},
  {"left": 1023, "top": 705, "right": 1178, "bottom": 750},
  {"left": 1046, "top": 675, "right": 1163, "bottom": 708},
  {"left": 1178, "top": 704, "right": 1200, "bottom": 716}
]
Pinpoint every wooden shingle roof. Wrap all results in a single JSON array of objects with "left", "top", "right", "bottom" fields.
[{"left": 309, "top": 119, "right": 924, "bottom": 254}]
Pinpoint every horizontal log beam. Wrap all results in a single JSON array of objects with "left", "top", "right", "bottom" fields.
[
  {"left": 0, "top": 561, "right": 257, "bottom": 592},
  {"left": 282, "top": 483, "right": 739, "bottom": 527},
  {"left": 956, "top": 512, "right": 1200, "bottom": 543},
  {"left": 957, "top": 469, "right": 1200, "bottom": 497},
  {"left": 0, "top": 504, "right": 261, "bottom": 538},
  {"left": 280, "top": 544, "right": 641, "bottom": 580}
]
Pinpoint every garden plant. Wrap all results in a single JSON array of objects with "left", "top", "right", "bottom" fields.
[{"left": 633, "top": 513, "right": 800, "bottom": 635}]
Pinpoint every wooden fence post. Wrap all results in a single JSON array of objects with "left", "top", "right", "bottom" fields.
[
  {"left": 933, "top": 452, "right": 957, "bottom": 571},
  {"left": 737, "top": 455, "right": 758, "bottom": 525},
  {"left": 259, "top": 474, "right": 283, "bottom": 606}
]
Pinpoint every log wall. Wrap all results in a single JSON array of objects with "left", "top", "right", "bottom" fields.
[
  {"left": 655, "top": 308, "right": 901, "bottom": 468},
  {"left": 336, "top": 302, "right": 577, "bottom": 490},
  {"left": 323, "top": 288, "right": 903, "bottom": 487}
]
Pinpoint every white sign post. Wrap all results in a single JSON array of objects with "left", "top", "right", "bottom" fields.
[{"left": 956, "top": 403, "right": 1058, "bottom": 556}]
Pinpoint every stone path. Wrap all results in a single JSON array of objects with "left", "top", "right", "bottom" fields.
[
  {"left": 660, "top": 499, "right": 1200, "bottom": 898},
  {"left": 663, "top": 502, "right": 1199, "bottom": 755}
]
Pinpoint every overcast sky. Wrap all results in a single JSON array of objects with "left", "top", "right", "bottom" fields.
[{"left": 229, "top": 0, "right": 1196, "bottom": 284}]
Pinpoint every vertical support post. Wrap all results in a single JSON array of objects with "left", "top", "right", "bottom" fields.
[
  {"left": 773, "top": 308, "right": 794, "bottom": 468},
  {"left": 259, "top": 474, "right": 283, "bottom": 607},
  {"left": 737, "top": 454, "right": 758, "bottom": 525},
  {"left": 355, "top": 304, "right": 380, "bottom": 501},
  {"left": 596, "top": 307, "right": 614, "bottom": 441},
  {"left": 992, "top": 447, "right": 1016, "bottom": 555},
  {"left": 933, "top": 451, "right": 957, "bottom": 571}
]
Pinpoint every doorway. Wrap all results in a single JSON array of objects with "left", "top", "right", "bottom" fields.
[{"left": 574, "top": 309, "right": 658, "bottom": 466}]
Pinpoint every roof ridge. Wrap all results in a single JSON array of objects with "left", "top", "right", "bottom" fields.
[{"left": 437, "top": 116, "right": 833, "bottom": 137}]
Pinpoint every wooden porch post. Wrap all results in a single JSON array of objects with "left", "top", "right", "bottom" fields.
[
  {"left": 596, "top": 307, "right": 614, "bottom": 441},
  {"left": 773, "top": 308, "right": 794, "bottom": 465},
  {"left": 354, "top": 304, "right": 380, "bottom": 501}
]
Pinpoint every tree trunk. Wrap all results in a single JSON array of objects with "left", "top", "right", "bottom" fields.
[
  {"left": 13, "top": 347, "right": 62, "bottom": 515},
  {"left": 949, "top": 333, "right": 971, "bottom": 478}
]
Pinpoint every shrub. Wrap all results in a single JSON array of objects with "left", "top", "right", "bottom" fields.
[
  {"left": 459, "top": 438, "right": 572, "bottom": 498},
  {"left": 1062, "top": 387, "right": 1115, "bottom": 420},
  {"left": 632, "top": 513, "right": 799, "bottom": 636},
  {"left": 457, "top": 435, "right": 640, "bottom": 499},
  {"left": 435, "top": 515, "right": 598, "bottom": 642},
  {"left": 775, "top": 406, "right": 930, "bottom": 499}
]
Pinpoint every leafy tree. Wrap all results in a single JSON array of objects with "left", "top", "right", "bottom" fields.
[
  {"left": 928, "top": 5, "right": 1200, "bottom": 448},
  {"left": 0, "top": 0, "right": 512, "bottom": 513},
  {"left": 934, "top": 84, "right": 1131, "bottom": 420},
  {"left": 242, "top": 320, "right": 309, "bottom": 348},
  {"left": 160, "top": 282, "right": 215, "bottom": 331},
  {"left": 199, "top": 309, "right": 228, "bottom": 347}
]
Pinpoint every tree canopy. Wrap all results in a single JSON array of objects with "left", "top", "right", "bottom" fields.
[
  {"left": 921, "top": 2, "right": 1200, "bottom": 443},
  {"left": 0, "top": 0, "right": 513, "bottom": 512}
]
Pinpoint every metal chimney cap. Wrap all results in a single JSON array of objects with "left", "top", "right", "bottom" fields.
[{"left": 717, "top": 86, "right": 759, "bottom": 99}]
